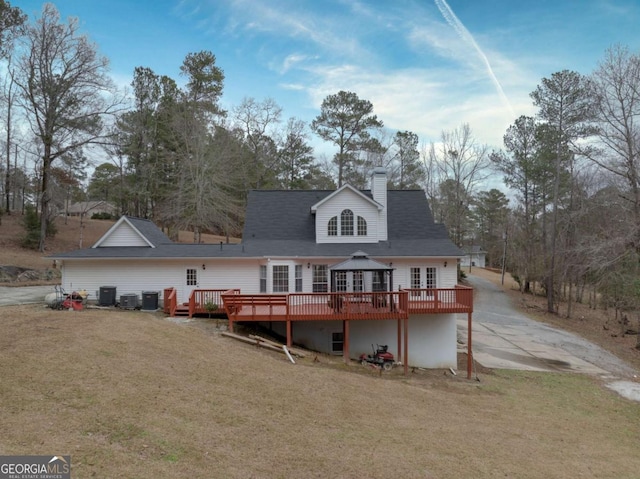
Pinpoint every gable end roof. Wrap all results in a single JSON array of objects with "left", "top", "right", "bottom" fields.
[
  {"left": 310, "top": 184, "right": 382, "bottom": 213},
  {"left": 92, "top": 216, "right": 172, "bottom": 248}
]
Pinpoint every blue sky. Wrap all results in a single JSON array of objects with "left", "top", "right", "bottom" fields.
[{"left": 17, "top": 0, "right": 640, "bottom": 152}]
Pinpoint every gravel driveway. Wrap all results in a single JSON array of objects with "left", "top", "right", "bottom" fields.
[
  {"left": 459, "top": 274, "right": 640, "bottom": 401},
  {"left": 0, "top": 285, "right": 57, "bottom": 307}
]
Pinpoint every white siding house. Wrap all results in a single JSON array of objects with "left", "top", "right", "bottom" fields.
[
  {"left": 52, "top": 170, "right": 470, "bottom": 369},
  {"left": 460, "top": 245, "right": 487, "bottom": 268}
]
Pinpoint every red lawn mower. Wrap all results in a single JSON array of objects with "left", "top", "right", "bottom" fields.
[
  {"left": 48, "top": 285, "right": 86, "bottom": 311},
  {"left": 359, "top": 344, "right": 395, "bottom": 371}
]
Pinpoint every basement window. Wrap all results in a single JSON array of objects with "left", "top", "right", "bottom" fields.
[{"left": 331, "top": 332, "right": 344, "bottom": 354}]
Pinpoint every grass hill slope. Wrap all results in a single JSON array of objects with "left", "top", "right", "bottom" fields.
[{"left": 1, "top": 304, "right": 638, "bottom": 478}]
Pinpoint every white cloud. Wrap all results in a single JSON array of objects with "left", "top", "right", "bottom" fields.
[{"left": 300, "top": 58, "right": 534, "bottom": 148}]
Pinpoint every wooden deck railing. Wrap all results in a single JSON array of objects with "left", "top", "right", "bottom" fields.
[
  {"left": 405, "top": 286, "right": 473, "bottom": 314},
  {"left": 221, "top": 291, "right": 410, "bottom": 322},
  {"left": 187, "top": 289, "right": 241, "bottom": 317},
  {"left": 165, "top": 286, "right": 472, "bottom": 320},
  {"left": 163, "top": 287, "right": 178, "bottom": 316}
]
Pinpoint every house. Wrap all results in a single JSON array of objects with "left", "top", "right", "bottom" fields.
[
  {"left": 50, "top": 168, "right": 473, "bottom": 373},
  {"left": 460, "top": 245, "right": 487, "bottom": 268},
  {"left": 66, "top": 201, "right": 117, "bottom": 217}
]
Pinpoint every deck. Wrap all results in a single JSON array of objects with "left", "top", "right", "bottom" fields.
[{"left": 163, "top": 287, "right": 473, "bottom": 320}]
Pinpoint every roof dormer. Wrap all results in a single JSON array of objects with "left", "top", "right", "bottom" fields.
[{"left": 312, "top": 170, "right": 389, "bottom": 244}]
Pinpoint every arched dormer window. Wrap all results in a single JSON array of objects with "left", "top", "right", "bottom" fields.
[
  {"left": 328, "top": 216, "right": 337, "bottom": 236},
  {"left": 341, "top": 209, "right": 354, "bottom": 236},
  {"left": 357, "top": 216, "right": 367, "bottom": 236}
]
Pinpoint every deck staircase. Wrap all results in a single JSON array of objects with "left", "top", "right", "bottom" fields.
[{"left": 174, "top": 303, "right": 190, "bottom": 317}]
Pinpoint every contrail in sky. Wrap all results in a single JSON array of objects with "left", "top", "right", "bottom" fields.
[{"left": 434, "top": 0, "right": 515, "bottom": 118}]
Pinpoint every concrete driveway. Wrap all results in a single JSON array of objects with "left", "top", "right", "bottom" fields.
[
  {"left": 458, "top": 274, "right": 640, "bottom": 401},
  {"left": 0, "top": 285, "right": 57, "bottom": 307}
]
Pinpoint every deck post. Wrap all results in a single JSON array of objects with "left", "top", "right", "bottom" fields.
[
  {"left": 403, "top": 317, "right": 409, "bottom": 376},
  {"left": 467, "top": 312, "right": 473, "bottom": 380},
  {"left": 343, "top": 320, "right": 350, "bottom": 364},
  {"left": 286, "top": 320, "right": 292, "bottom": 347},
  {"left": 397, "top": 318, "right": 402, "bottom": 361},
  {"left": 228, "top": 317, "right": 234, "bottom": 334}
]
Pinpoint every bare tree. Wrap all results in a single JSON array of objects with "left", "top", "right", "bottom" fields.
[
  {"left": 1, "top": 57, "right": 17, "bottom": 215},
  {"left": 232, "top": 97, "right": 282, "bottom": 191},
  {"left": 430, "top": 123, "right": 491, "bottom": 246},
  {"left": 0, "top": 1, "right": 25, "bottom": 219},
  {"left": 588, "top": 45, "right": 640, "bottom": 254},
  {"left": 14, "top": 4, "right": 123, "bottom": 251}
]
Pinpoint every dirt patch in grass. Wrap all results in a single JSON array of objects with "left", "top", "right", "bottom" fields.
[{"left": 1, "top": 304, "right": 639, "bottom": 478}]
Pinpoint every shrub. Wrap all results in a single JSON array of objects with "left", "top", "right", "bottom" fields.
[
  {"left": 204, "top": 301, "right": 218, "bottom": 318},
  {"left": 21, "top": 206, "right": 57, "bottom": 248},
  {"left": 21, "top": 205, "right": 40, "bottom": 249},
  {"left": 91, "top": 212, "right": 113, "bottom": 220}
]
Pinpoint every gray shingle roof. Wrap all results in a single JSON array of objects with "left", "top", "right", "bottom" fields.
[
  {"left": 240, "top": 189, "right": 462, "bottom": 257},
  {"left": 52, "top": 189, "right": 463, "bottom": 260},
  {"left": 118, "top": 216, "right": 172, "bottom": 247},
  {"left": 242, "top": 189, "right": 447, "bottom": 241}
]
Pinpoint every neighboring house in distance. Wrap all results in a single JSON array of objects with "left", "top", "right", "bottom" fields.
[
  {"left": 50, "top": 169, "right": 473, "bottom": 371},
  {"left": 67, "top": 201, "right": 117, "bottom": 217},
  {"left": 460, "top": 245, "right": 487, "bottom": 268}
]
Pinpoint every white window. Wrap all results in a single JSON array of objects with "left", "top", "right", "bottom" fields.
[
  {"left": 312, "top": 265, "right": 328, "bottom": 292},
  {"left": 341, "top": 209, "right": 354, "bottom": 236},
  {"left": 328, "top": 217, "right": 337, "bottom": 236},
  {"left": 410, "top": 267, "right": 420, "bottom": 288},
  {"left": 357, "top": 216, "right": 367, "bottom": 236},
  {"left": 273, "top": 265, "right": 289, "bottom": 293},
  {"left": 260, "top": 265, "right": 267, "bottom": 293},
  {"left": 186, "top": 268, "right": 197, "bottom": 286},
  {"left": 334, "top": 271, "right": 347, "bottom": 292},
  {"left": 425, "top": 267, "right": 437, "bottom": 289},
  {"left": 295, "top": 264, "right": 302, "bottom": 292}
]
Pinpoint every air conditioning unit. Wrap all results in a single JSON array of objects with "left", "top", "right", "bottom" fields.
[{"left": 120, "top": 294, "right": 138, "bottom": 310}]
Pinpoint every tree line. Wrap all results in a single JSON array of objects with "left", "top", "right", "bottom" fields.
[{"left": 1, "top": 3, "right": 640, "bottom": 320}]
